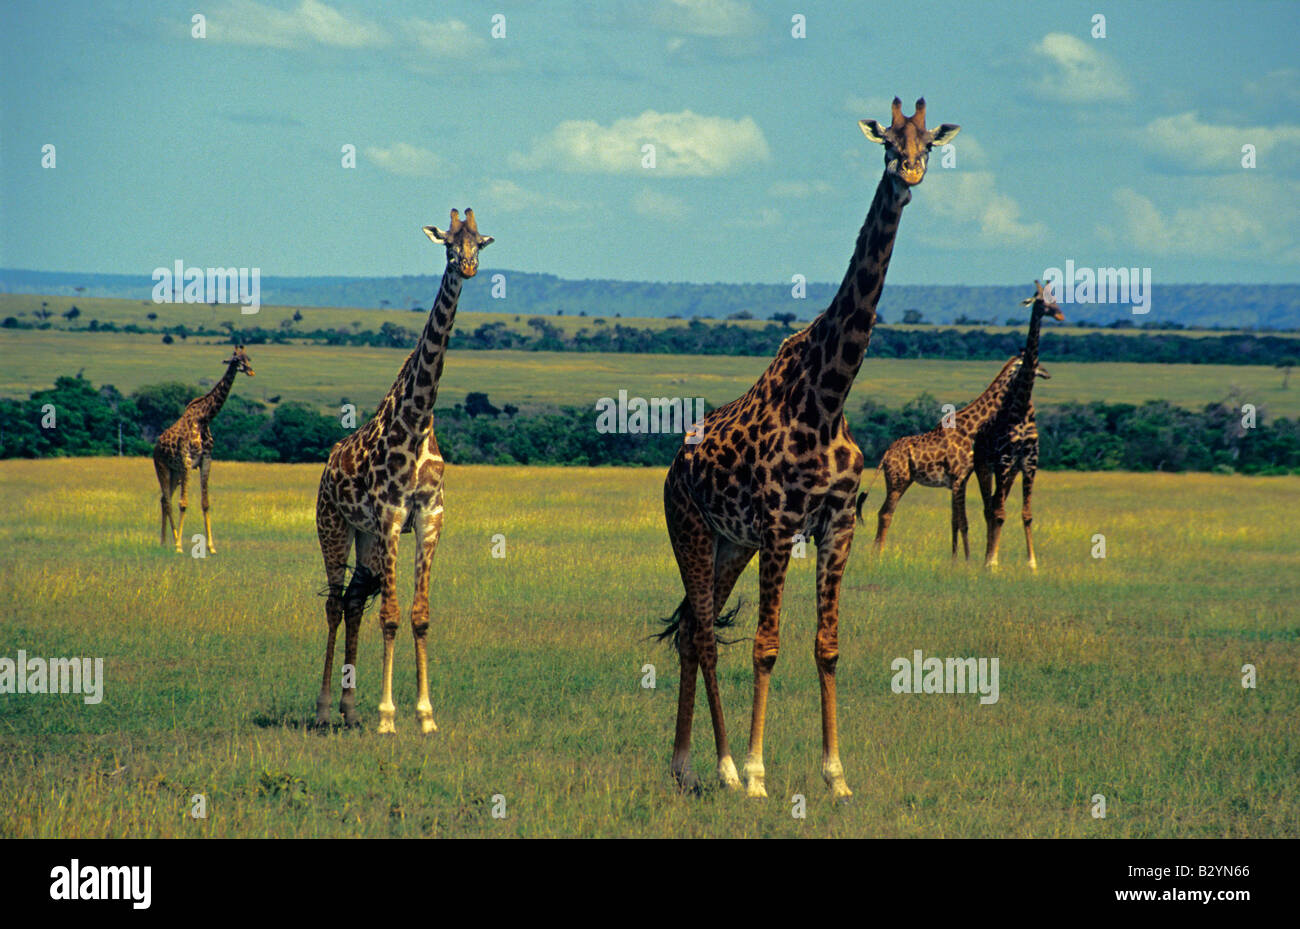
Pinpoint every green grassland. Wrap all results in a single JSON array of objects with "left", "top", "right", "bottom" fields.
[
  {"left": 0, "top": 459, "right": 1295, "bottom": 838},
  {"left": 3, "top": 328, "right": 1296, "bottom": 419}
]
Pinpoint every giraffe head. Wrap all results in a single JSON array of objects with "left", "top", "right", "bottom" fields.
[
  {"left": 423, "top": 208, "right": 494, "bottom": 278},
  {"left": 1010, "top": 353, "right": 1052, "bottom": 379},
  {"left": 223, "top": 344, "right": 255, "bottom": 376},
  {"left": 859, "top": 97, "right": 960, "bottom": 187},
  {"left": 1021, "top": 280, "right": 1066, "bottom": 322}
]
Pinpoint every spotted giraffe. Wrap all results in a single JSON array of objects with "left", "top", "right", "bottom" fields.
[
  {"left": 314, "top": 208, "right": 492, "bottom": 733},
  {"left": 152, "top": 346, "right": 254, "bottom": 553},
  {"left": 865, "top": 355, "right": 1051, "bottom": 559},
  {"left": 974, "top": 281, "right": 1065, "bottom": 569},
  {"left": 659, "top": 98, "right": 959, "bottom": 800}
]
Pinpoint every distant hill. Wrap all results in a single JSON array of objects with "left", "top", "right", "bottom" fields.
[{"left": 3, "top": 268, "right": 1296, "bottom": 330}]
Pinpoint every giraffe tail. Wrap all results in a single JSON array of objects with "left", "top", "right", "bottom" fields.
[
  {"left": 651, "top": 597, "right": 744, "bottom": 649},
  {"left": 856, "top": 457, "right": 886, "bottom": 523}
]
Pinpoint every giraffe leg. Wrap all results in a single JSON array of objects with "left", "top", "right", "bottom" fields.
[
  {"left": 665, "top": 478, "right": 739, "bottom": 790},
  {"left": 1021, "top": 464, "right": 1038, "bottom": 570},
  {"left": 199, "top": 455, "right": 216, "bottom": 554},
  {"left": 375, "top": 520, "right": 403, "bottom": 735},
  {"left": 815, "top": 514, "right": 856, "bottom": 801},
  {"left": 174, "top": 467, "right": 190, "bottom": 553},
  {"left": 983, "top": 469, "right": 1014, "bottom": 569},
  {"left": 315, "top": 490, "right": 352, "bottom": 728},
  {"left": 411, "top": 502, "right": 443, "bottom": 735},
  {"left": 953, "top": 474, "right": 971, "bottom": 561},
  {"left": 873, "top": 486, "right": 904, "bottom": 551},
  {"left": 155, "top": 458, "right": 175, "bottom": 548},
  {"left": 340, "top": 532, "right": 377, "bottom": 728},
  {"left": 743, "top": 530, "right": 792, "bottom": 799}
]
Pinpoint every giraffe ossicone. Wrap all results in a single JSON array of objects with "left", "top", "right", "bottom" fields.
[{"left": 314, "top": 208, "right": 492, "bottom": 734}]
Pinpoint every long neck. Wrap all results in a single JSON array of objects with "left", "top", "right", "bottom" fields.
[
  {"left": 398, "top": 266, "right": 463, "bottom": 429},
  {"left": 807, "top": 171, "right": 910, "bottom": 422},
  {"left": 958, "top": 360, "right": 1020, "bottom": 432},
  {"left": 197, "top": 362, "right": 238, "bottom": 422},
  {"left": 1006, "top": 307, "right": 1046, "bottom": 418}
]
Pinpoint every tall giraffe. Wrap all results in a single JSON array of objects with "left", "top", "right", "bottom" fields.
[
  {"left": 659, "top": 98, "right": 959, "bottom": 799},
  {"left": 865, "top": 354, "right": 1050, "bottom": 558},
  {"left": 314, "top": 208, "right": 492, "bottom": 733},
  {"left": 975, "top": 281, "right": 1065, "bottom": 569},
  {"left": 152, "top": 346, "right": 254, "bottom": 553}
]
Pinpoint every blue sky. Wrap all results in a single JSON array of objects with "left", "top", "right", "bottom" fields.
[{"left": 2, "top": 0, "right": 1298, "bottom": 285}]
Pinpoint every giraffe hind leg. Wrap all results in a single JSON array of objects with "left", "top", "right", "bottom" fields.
[{"left": 315, "top": 491, "right": 352, "bottom": 728}]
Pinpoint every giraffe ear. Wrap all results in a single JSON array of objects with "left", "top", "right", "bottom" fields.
[
  {"left": 1020, "top": 296, "right": 1035, "bottom": 306},
  {"left": 477, "top": 235, "right": 495, "bottom": 248},
  {"left": 858, "top": 119, "right": 888, "bottom": 145},
  {"left": 929, "top": 123, "right": 961, "bottom": 146},
  {"left": 423, "top": 226, "right": 448, "bottom": 243}
]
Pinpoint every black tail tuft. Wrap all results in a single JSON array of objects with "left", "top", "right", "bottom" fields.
[
  {"left": 651, "top": 597, "right": 745, "bottom": 649},
  {"left": 316, "top": 563, "right": 383, "bottom": 612},
  {"left": 855, "top": 491, "right": 869, "bottom": 523}
]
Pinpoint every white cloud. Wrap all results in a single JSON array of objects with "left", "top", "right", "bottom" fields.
[
  {"left": 484, "top": 180, "right": 587, "bottom": 214},
  {"left": 632, "top": 188, "right": 688, "bottom": 221},
  {"left": 1030, "top": 32, "right": 1130, "bottom": 103},
  {"left": 1139, "top": 111, "right": 1300, "bottom": 173},
  {"left": 365, "top": 143, "right": 441, "bottom": 176},
  {"left": 1107, "top": 177, "right": 1299, "bottom": 261},
  {"left": 510, "top": 110, "right": 770, "bottom": 177},
  {"left": 921, "top": 172, "right": 1046, "bottom": 246},
  {"left": 207, "top": 0, "right": 389, "bottom": 48},
  {"left": 648, "top": 0, "right": 761, "bottom": 37},
  {"left": 406, "top": 17, "right": 487, "bottom": 58}
]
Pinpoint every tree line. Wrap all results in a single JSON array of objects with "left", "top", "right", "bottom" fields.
[{"left": 3, "top": 375, "right": 1297, "bottom": 474}]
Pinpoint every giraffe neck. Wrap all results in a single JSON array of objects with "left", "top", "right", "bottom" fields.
[
  {"left": 958, "top": 359, "right": 1021, "bottom": 433},
  {"left": 1006, "top": 307, "right": 1046, "bottom": 420},
  {"left": 396, "top": 266, "right": 463, "bottom": 431},
  {"left": 806, "top": 171, "right": 910, "bottom": 422},
  {"left": 194, "top": 362, "right": 238, "bottom": 423}
]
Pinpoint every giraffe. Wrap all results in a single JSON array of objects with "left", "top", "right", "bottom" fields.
[
  {"left": 865, "top": 354, "right": 1050, "bottom": 559},
  {"left": 658, "top": 98, "right": 959, "bottom": 800},
  {"left": 314, "top": 208, "right": 492, "bottom": 733},
  {"left": 152, "top": 346, "right": 254, "bottom": 553},
  {"left": 974, "top": 281, "right": 1065, "bottom": 569}
]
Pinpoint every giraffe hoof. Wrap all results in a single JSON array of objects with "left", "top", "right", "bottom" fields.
[
  {"left": 377, "top": 717, "right": 397, "bottom": 735},
  {"left": 418, "top": 717, "right": 437, "bottom": 735},
  {"left": 744, "top": 779, "right": 768, "bottom": 800},
  {"left": 833, "top": 791, "right": 854, "bottom": 808},
  {"left": 718, "top": 757, "right": 741, "bottom": 791},
  {"left": 675, "top": 773, "right": 702, "bottom": 797}
]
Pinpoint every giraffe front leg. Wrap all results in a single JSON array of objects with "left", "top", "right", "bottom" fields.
[
  {"left": 199, "top": 455, "right": 216, "bottom": 554},
  {"left": 744, "top": 531, "right": 792, "bottom": 799},
  {"left": 411, "top": 506, "right": 442, "bottom": 735},
  {"left": 816, "top": 519, "right": 855, "bottom": 803},
  {"left": 375, "top": 524, "right": 402, "bottom": 735}
]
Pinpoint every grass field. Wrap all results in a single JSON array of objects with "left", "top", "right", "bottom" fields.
[
  {"left": 1, "top": 458, "right": 1296, "bottom": 838},
  {"left": 3, "top": 328, "right": 1295, "bottom": 419}
]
